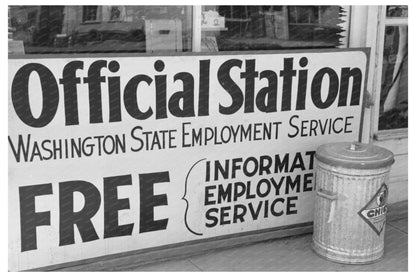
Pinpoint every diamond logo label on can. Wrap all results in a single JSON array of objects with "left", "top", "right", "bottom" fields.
[{"left": 358, "top": 183, "right": 388, "bottom": 236}]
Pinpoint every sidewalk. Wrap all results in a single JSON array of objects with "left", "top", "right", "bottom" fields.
[
  {"left": 61, "top": 200, "right": 408, "bottom": 271},
  {"left": 123, "top": 200, "right": 408, "bottom": 271}
]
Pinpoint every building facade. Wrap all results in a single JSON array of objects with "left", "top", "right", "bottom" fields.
[{"left": 8, "top": 5, "right": 408, "bottom": 271}]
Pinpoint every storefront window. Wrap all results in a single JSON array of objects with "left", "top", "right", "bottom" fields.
[
  {"left": 82, "top": 6, "right": 99, "bottom": 22},
  {"left": 200, "top": 5, "right": 349, "bottom": 52},
  {"left": 8, "top": 5, "right": 193, "bottom": 54},
  {"left": 378, "top": 25, "right": 408, "bottom": 130},
  {"left": 386, "top": 5, "right": 408, "bottom": 17}
]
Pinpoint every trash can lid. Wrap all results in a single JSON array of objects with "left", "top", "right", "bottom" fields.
[{"left": 315, "top": 142, "right": 395, "bottom": 169}]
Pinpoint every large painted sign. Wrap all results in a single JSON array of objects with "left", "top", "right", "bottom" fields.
[{"left": 9, "top": 49, "right": 368, "bottom": 271}]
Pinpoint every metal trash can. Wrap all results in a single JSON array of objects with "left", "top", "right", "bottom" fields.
[{"left": 312, "top": 141, "right": 395, "bottom": 264}]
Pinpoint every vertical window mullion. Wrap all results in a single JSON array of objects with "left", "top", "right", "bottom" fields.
[
  {"left": 370, "top": 6, "right": 387, "bottom": 138},
  {"left": 192, "top": 5, "right": 202, "bottom": 52},
  {"left": 348, "top": 5, "right": 371, "bottom": 142}
]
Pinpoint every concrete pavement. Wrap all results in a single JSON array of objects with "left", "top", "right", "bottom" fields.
[{"left": 62, "top": 200, "right": 407, "bottom": 271}]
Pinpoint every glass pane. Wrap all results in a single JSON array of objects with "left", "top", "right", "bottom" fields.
[
  {"left": 378, "top": 26, "right": 408, "bottom": 130},
  {"left": 8, "top": 5, "right": 193, "bottom": 54},
  {"left": 386, "top": 5, "right": 408, "bottom": 17},
  {"left": 200, "top": 5, "right": 349, "bottom": 52}
]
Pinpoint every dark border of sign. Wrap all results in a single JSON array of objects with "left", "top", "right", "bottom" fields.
[
  {"left": 8, "top": 48, "right": 371, "bottom": 142},
  {"left": 9, "top": 48, "right": 370, "bottom": 270}
]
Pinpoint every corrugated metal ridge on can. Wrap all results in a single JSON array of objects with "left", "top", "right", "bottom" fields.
[
  {"left": 316, "top": 142, "right": 394, "bottom": 170},
  {"left": 316, "top": 160, "right": 392, "bottom": 177}
]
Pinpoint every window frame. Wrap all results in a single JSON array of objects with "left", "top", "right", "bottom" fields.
[
  {"left": 369, "top": 6, "right": 408, "bottom": 141},
  {"left": 82, "top": 6, "right": 101, "bottom": 23}
]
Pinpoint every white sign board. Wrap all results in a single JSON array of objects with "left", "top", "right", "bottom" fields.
[{"left": 9, "top": 49, "right": 368, "bottom": 271}]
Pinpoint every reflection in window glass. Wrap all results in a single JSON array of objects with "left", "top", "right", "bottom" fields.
[
  {"left": 9, "top": 5, "right": 193, "bottom": 54},
  {"left": 83, "top": 6, "right": 99, "bottom": 22},
  {"left": 386, "top": 5, "right": 408, "bottom": 17},
  {"left": 379, "top": 26, "right": 408, "bottom": 130},
  {"left": 200, "top": 5, "right": 349, "bottom": 52}
]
